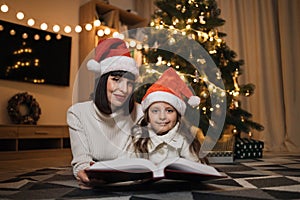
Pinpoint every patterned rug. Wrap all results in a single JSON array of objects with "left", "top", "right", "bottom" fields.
[{"left": 0, "top": 153, "right": 299, "bottom": 200}]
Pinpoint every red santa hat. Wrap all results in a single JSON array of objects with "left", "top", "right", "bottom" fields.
[
  {"left": 141, "top": 68, "right": 200, "bottom": 116},
  {"left": 87, "top": 38, "right": 139, "bottom": 79}
]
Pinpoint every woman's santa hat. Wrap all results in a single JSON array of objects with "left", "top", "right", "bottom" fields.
[
  {"left": 141, "top": 68, "right": 200, "bottom": 116},
  {"left": 87, "top": 38, "right": 139, "bottom": 79}
]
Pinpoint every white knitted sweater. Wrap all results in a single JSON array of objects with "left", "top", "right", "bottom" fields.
[{"left": 67, "top": 101, "right": 143, "bottom": 177}]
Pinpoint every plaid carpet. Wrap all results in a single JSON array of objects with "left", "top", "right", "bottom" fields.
[{"left": 0, "top": 153, "right": 299, "bottom": 200}]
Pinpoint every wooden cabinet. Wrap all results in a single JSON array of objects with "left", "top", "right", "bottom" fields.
[
  {"left": 79, "top": 0, "right": 147, "bottom": 64},
  {"left": 0, "top": 125, "right": 70, "bottom": 152}
]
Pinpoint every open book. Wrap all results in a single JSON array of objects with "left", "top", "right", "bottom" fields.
[{"left": 85, "top": 157, "right": 224, "bottom": 184}]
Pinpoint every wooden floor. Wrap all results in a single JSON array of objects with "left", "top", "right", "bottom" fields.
[{"left": 0, "top": 149, "right": 72, "bottom": 181}]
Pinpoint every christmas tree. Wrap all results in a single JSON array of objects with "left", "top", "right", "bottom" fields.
[{"left": 135, "top": 0, "right": 264, "bottom": 139}]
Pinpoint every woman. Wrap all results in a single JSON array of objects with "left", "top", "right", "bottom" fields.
[{"left": 67, "top": 38, "right": 143, "bottom": 187}]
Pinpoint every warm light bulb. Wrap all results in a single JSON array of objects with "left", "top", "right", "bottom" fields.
[
  {"left": 112, "top": 32, "right": 119, "bottom": 38},
  {"left": 136, "top": 43, "right": 142, "bottom": 50},
  {"left": 93, "top": 20, "right": 101, "bottom": 27},
  {"left": 104, "top": 27, "right": 111, "bottom": 35},
  {"left": 97, "top": 29, "right": 104, "bottom": 37},
  {"left": 10, "top": 29, "right": 16, "bottom": 35},
  {"left": 75, "top": 25, "right": 82, "bottom": 33},
  {"left": 53, "top": 25, "right": 60, "bottom": 32},
  {"left": 64, "top": 25, "right": 71, "bottom": 33},
  {"left": 16, "top": 12, "right": 24, "bottom": 20},
  {"left": 118, "top": 33, "right": 125, "bottom": 40},
  {"left": 129, "top": 40, "right": 136, "bottom": 47},
  {"left": 45, "top": 34, "right": 51, "bottom": 41},
  {"left": 85, "top": 23, "right": 92, "bottom": 31},
  {"left": 34, "top": 34, "right": 40, "bottom": 40},
  {"left": 22, "top": 33, "right": 28, "bottom": 39},
  {"left": 40, "top": 23, "right": 48, "bottom": 30},
  {"left": 0, "top": 4, "right": 8, "bottom": 12},
  {"left": 27, "top": 18, "right": 35, "bottom": 26}
]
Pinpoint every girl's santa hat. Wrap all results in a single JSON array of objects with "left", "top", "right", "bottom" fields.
[
  {"left": 87, "top": 38, "right": 139, "bottom": 79},
  {"left": 141, "top": 68, "right": 200, "bottom": 116}
]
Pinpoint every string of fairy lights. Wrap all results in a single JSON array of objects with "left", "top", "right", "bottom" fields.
[
  {"left": 0, "top": 2, "right": 230, "bottom": 96},
  {"left": 0, "top": 3, "right": 125, "bottom": 38}
]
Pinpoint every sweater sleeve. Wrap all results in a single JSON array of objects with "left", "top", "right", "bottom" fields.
[{"left": 67, "top": 106, "right": 93, "bottom": 178}]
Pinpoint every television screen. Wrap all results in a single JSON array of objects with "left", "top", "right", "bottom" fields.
[{"left": 0, "top": 20, "right": 71, "bottom": 86}]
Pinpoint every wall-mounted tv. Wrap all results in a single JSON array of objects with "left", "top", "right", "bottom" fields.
[{"left": 0, "top": 20, "right": 71, "bottom": 86}]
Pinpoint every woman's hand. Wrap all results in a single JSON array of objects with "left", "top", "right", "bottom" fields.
[
  {"left": 76, "top": 162, "right": 107, "bottom": 189},
  {"left": 77, "top": 162, "right": 94, "bottom": 189},
  {"left": 77, "top": 169, "right": 92, "bottom": 189}
]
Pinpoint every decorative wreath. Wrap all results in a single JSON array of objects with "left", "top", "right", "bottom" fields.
[{"left": 7, "top": 92, "right": 41, "bottom": 125}]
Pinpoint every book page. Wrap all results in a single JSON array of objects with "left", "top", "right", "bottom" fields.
[
  {"left": 159, "top": 157, "right": 222, "bottom": 177},
  {"left": 89, "top": 158, "right": 163, "bottom": 176}
]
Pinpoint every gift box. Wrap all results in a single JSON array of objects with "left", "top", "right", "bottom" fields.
[
  {"left": 234, "top": 137, "right": 264, "bottom": 159},
  {"left": 206, "top": 134, "right": 236, "bottom": 163}
]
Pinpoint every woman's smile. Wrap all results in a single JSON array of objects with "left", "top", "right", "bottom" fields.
[{"left": 113, "top": 93, "right": 127, "bottom": 102}]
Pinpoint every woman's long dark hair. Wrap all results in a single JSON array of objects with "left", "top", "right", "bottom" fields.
[{"left": 94, "top": 70, "right": 136, "bottom": 115}]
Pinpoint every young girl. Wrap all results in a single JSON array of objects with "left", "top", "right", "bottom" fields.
[
  {"left": 129, "top": 68, "right": 207, "bottom": 165},
  {"left": 67, "top": 38, "right": 143, "bottom": 188}
]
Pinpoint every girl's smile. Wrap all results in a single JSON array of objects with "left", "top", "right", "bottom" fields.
[{"left": 148, "top": 102, "right": 178, "bottom": 135}]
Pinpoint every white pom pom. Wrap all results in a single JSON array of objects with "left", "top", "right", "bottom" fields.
[
  {"left": 87, "top": 59, "right": 101, "bottom": 72},
  {"left": 188, "top": 96, "right": 200, "bottom": 107}
]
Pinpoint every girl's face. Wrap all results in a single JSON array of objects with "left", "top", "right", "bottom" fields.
[
  {"left": 148, "top": 102, "right": 178, "bottom": 135},
  {"left": 106, "top": 74, "right": 134, "bottom": 110}
]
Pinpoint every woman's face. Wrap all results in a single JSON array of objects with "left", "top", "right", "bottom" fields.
[
  {"left": 148, "top": 102, "right": 178, "bottom": 135},
  {"left": 106, "top": 74, "right": 134, "bottom": 110}
]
